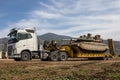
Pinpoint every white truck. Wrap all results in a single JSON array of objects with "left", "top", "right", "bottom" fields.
[
  {"left": 7, "top": 27, "right": 45, "bottom": 61},
  {"left": 7, "top": 27, "right": 115, "bottom": 61},
  {"left": 8, "top": 27, "right": 67, "bottom": 61}
]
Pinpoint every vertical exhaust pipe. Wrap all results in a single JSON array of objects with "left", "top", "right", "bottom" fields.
[{"left": 108, "top": 39, "right": 115, "bottom": 56}]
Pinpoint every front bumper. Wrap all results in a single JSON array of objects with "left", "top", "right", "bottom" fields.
[{"left": 8, "top": 45, "right": 21, "bottom": 58}]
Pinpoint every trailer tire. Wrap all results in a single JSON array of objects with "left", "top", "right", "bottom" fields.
[
  {"left": 103, "top": 56, "right": 109, "bottom": 60},
  {"left": 59, "top": 52, "right": 68, "bottom": 61},
  {"left": 49, "top": 52, "right": 58, "bottom": 61},
  {"left": 21, "top": 51, "right": 30, "bottom": 61}
]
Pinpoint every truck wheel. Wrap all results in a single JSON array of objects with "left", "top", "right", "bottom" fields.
[
  {"left": 14, "top": 58, "right": 21, "bottom": 61},
  {"left": 49, "top": 52, "right": 58, "bottom": 61},
  {"left": 59, "top": 52, "right": 68, "bottom": 61},
  {"left": 21, "top": 51, "right": 30, "bottom": 61},
  {"left": 41, "top": 52, "right": 49, "bottom": 61}
]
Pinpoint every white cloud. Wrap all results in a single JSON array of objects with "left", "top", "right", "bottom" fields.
[
  {"left": 1, "top": 0, "right": 120, "bottom": 41},
  {"left": 0, "top": 28, "right": 10, "bottom": 38},
  {"left": 32, "top": 10, "right": 63, "bottom": 19},
  {"left": 85, "top": 15, "right": 120, "bottom": 21}
]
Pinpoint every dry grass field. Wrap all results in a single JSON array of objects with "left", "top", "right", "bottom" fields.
[{"left": 0, "top": 58, "right": 120, "bottom": 80}]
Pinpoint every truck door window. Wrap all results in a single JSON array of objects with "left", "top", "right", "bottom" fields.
[
  {"left": 27, "top": 34, "right": 32, "bottom": 39},
  {"left": 18, "top": 33, "right": 32, "bottom": 40}
]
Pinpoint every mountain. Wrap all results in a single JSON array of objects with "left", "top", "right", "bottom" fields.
[
  {"left": 103, "top": 40, "right": 120, "bottom": 55},
  {"left": 114, "top": 41, "right": 120, "bottom": 55},
  {"left": 0, "top": 33, "right": 120, "bottom": 56},
  {"left": 0, "top": 38, "right": 8, "bottom": 51},
  {"left": 0, "top": 38, "right": 8, "bottom": 43},
  {"left": 39, "top": 33, "right": 72, "bottom": 41},
  {"left": 39, "top": 33, "right": 120, "bottom": 55}
]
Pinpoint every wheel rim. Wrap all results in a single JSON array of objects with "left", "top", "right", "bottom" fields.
[
  {"left": 62, "top": 55, "right": 65, "bottom": 59},
  {"left": 53, "top": 55, "right": 57, "bottom": 59},
  {"left": 24, "top": 54, "right": 28, "bottom": 60},
  {"left": 22, "top": 52, "right": 30, "bottom": 61}
]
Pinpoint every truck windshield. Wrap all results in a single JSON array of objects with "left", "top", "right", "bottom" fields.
[{"left": 8, "top": 31, "right": 18, "bottom": 44}]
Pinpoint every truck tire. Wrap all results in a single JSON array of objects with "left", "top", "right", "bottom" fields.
[
  {"left": 41, "top": 52, "right": 49, "bottom": 61},
  {"left": 14, "top": 58, "right": 21, "bottom": 61},
  {"left": 49, "top": 52, "right": 58, "bottom": 61},
  {"left": 21, "top": 51, "right": 30, "bottom": 61},
  {"left": 59, "top": 52, "right": 68, "bottom": 61}
]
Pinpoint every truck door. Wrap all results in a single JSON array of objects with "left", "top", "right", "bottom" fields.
[
  {"left": 16, "top": 33, "right": 27, "bottom": 54},
  {"left": 18, "top": 33, "right": 34, "bottom": 51},
  {"left": 25, "top": 33, "right": 34, "bottom": 51}
]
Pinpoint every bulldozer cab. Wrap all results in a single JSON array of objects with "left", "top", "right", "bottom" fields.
[{"left": 43, "top": 40, "right": 59, "bottom": 51}]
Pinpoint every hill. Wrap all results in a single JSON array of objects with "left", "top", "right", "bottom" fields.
[
  {"left": 104, "top": 40, "right": 120, "bottom": 55},
  {"left": 0, "top": 33, "right": 120, "bottom": 55},
  {"left": 39, "top": 33, "right": 72, "bottom": 41},
  {"left": 0, "top": 38, "right": 8, "bottom": 51}
]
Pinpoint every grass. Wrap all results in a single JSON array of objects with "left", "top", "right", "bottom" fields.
[{"left": 0, "top": 59, "right": 120, "bottom": 80}]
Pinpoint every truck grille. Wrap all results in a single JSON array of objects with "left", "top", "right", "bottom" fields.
[{"left": 8, "top": 46, "right": 13, "bottom": 56}]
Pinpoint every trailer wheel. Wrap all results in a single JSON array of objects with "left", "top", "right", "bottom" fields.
[
  {"left": 59, "top": 52, "right": 68, "bottom": 61},
  {"left": 14, "top": 58, "right": 21, "bottom": 61},
  {"left": 21, "top": 51, "right": 30, "bottom": 61},
  {"left": 103, "top": 56, "right": 109, "bottom": 60},
  {"left": 49, "top": 52, "right": 58, "bottom": 61},
  {"left": 104, "top": 56, "right": 112, "bottom": 60}
]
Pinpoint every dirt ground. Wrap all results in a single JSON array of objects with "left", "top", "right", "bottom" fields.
[{"left": 0, "top": 58, "right": 120, "bottom": 80}]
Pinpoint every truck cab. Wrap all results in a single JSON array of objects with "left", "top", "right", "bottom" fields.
[{"left": 7, "top": 27, "right": 39, "bottom": 61}]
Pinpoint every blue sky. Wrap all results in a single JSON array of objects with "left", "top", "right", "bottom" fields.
[{"left": 0, "top": 0, "right": 120, "bottom": 40}]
